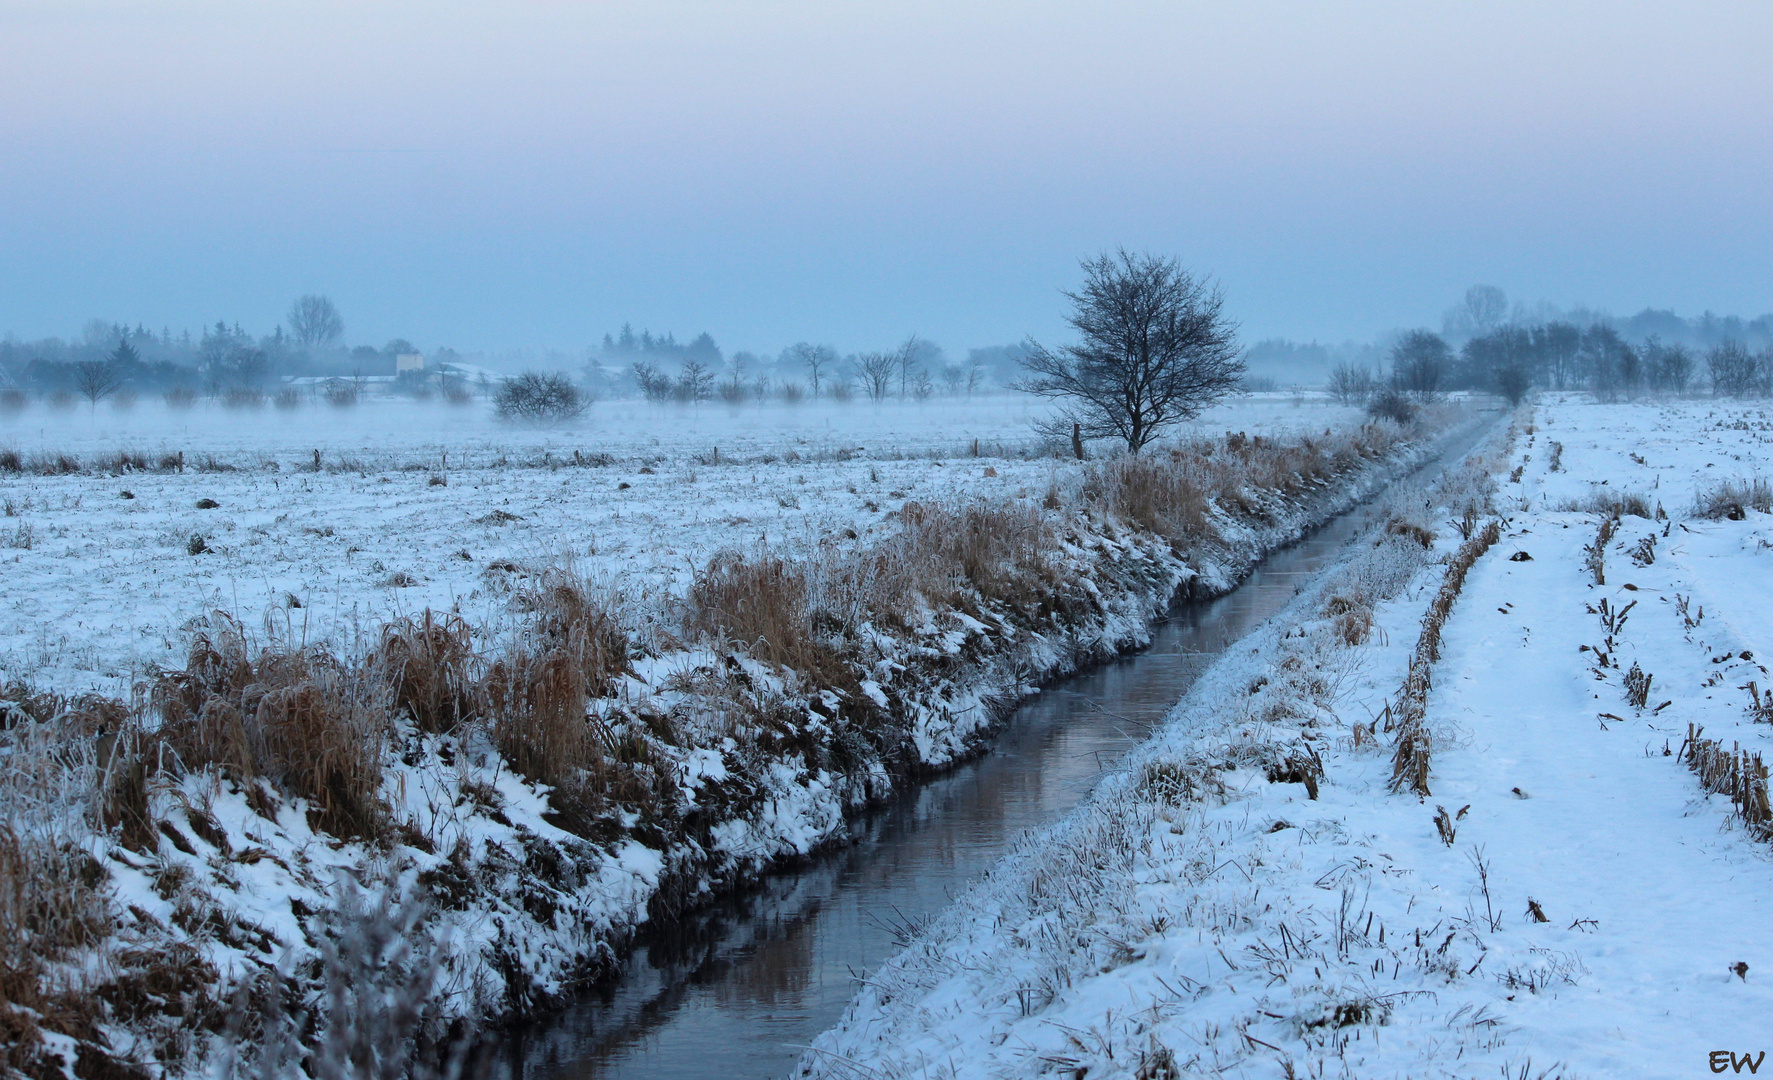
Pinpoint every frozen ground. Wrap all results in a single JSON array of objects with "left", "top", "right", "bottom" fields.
[
  {"left": 804, "top": 397, "right": 1773, "bottom": 1079},
  {"left": 0, "top": 394, "right": 1363, "bottom": 692}
]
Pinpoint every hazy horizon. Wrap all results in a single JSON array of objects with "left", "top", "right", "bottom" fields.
[{"left": 3, "top": 2, "right": 1769, "bottom": 355}]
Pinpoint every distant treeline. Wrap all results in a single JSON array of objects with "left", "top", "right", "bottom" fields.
[
  {"left": 0, "top": 299, "right": 452, "bottom": 397},
  {"left": 1252, "top": 286, "right": 1773, "bottom": 399},
  {"left": 0, "top": 299, "right": 1031, "bottom": 406},
  {"left": 583, "top": 324, "right": 1028, "bottom": 402}
]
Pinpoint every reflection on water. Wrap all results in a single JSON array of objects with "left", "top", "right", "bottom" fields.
[{"left": 502, "top": 420, "right": 1490, "bottom": 1080}]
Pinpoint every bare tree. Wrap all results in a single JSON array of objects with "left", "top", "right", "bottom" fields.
[
  {"left": 854, "top": 351, "right": 896, "bottom": 401},
  {"left": 1017, "top": 250, "right": 1242, "bottom": 453},
  {"left": 1326, "top": 362, "right": 1374, "bottom": 405},
  {"left": 72, "top": 360, "right": 121, "bottom": 409},
  {"left": 1708, "top": 340, "right": 1758, "bottom": 397},
  {"left": 676, "top": 360, "right": 715, "bottom": 402},
  {"left": 1533, "top": 321, "right": 1581, "bottom": 390},
  {"left": 894, "top": 336, "right": 921, "bottom": 399},
  {"left": 632, "top": 361, "right": 672, "bottom": 402},
  {"left": 1390, "top": 330, "right": 1451, "bottom": 399},
  {"left": 786, "top": 342, "right": 836, "bottom": 398},
  {"left": 1443, "top": 285, "right": 1508, "bottom": 340},
  {"left": 288, "top": 295, "right": 345, "bottom": 350}
]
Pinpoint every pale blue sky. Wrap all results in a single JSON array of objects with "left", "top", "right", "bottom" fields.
[{"left": 1, "top": 1, "right": 1768, "bottom": 353}]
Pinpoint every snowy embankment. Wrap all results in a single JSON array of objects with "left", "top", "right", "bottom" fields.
[
  {"left": 803, "top": 398, "right": 1773, "bottom": 1080},
  {"left": 1, "top": 398, "right": 1456, "bottom": 1076}
]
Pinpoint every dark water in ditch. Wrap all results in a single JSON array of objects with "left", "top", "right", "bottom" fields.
[{"left": 501, "top": 416, "right": 1496, "bottom": 1080}]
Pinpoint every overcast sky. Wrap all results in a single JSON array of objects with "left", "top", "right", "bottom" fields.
[{"left": 1, "top": 1, "right": 1768, "bottom": 355}]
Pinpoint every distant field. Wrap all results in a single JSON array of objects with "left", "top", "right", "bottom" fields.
[{"left": 0, "top": 392, "right": 1363, "bottom": 692}]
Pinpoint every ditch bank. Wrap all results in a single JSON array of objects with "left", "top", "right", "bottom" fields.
[{"left": 1, "top": 407, "right": 1494, "bottom": 1077}]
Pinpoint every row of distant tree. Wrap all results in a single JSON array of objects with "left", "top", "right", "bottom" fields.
[
  {"left": 1331, "top": 320, "right": 1773, "bottom": 407},
  {"left": 603, "top": 334, "right": 1021, "bottom": 404},
  {"left": 0, "top": 296, "right": 452, "bottom": 396},
  {"left": 0, "top": 298, "right": 1030, "bottom": 403},
  {"left": 1246, "top": 286, "right": 1773, "bottom": 390}
]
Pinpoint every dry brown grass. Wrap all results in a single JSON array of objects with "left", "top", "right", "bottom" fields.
[
  {"left": 1388, "top": 518, "right": 1503, "bottom": 796},
  {"left": 149, "top": 615, "right": 388, "bottom": 838},
  {"left": 375, "top": 611, "right": 480, "bottom": 734},
  {"left": 687, "top": 553, "right": 835, "bottom": 675},
  {"left": 0, "top": 823, "right": 120, "bottom": 1076},
  {"left": 1681, "top": 724, "right": 1773, "bottom": 839},
  {"left": 901, "top": 501, "right": 1060, "bottom": 609},
  {"left": 1323, "top": 594, "right": 1374, "bottom": 646},
  {"left": 1092, "top": 454, "right": 1210, "bottom": 539},
  {"left": 485, "top": 573, "right": 630, "bottom": 827},
  {"left": 1694, "top": 478, "right": 1773, "bottom": 521}
]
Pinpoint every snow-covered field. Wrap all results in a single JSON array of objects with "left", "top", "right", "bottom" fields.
[
  {"left": 5, "top": 390, "right": 1430, "bottom": 1077},
  {"left": 803, "top": 397, "right": 1773, "bottom": 1079},
  {"left": 0, "top": 394, "right": 1361, "bottom": 692}
]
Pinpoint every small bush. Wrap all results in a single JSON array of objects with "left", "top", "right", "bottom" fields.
[
  {"left": 273, "top": 388, "right": 303, "bottom": 410},
  {"left": 0, "top": 450, "right": 19, "bottom": 474},
  {"left": 442, "top": 383, "right": 473, "bottom": 406},
  {"left": 110, "top": 388, "right": 138, "bottom": 411},
  {"left": 1366, "top": 387, "right": 1416, "bottom": 425},
  {"left": 221, "top": 388, "right": 265, "bottom": 409},
  {"left": 46, "top": 390, "right": 75, "bottom": 410},
  {"left": 1695, "top": 478, "right": 1773, "bottom": 521},
  {"left": 495, "top": 372, "right": 587, "bottom": 421},
  {"left": 1385, "top": 517, "right": 1435, "bottom": 548},
  {"left": 164, "top": 387, "right": 197, "bottom": 409},
  {"left": 1570, "top": 489, "right": 1653, "bottom": 519},
  {"left": 325, "top": 384, "right": 360, "bottom": 408},
  {"left": 0, "top": 389, "right": 25, "bottom": 412}
]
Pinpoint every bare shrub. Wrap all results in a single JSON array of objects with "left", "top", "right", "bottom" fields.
[
  {"left": 0, "top": 389, "right": 25, "bottom": 412},
  {"left": 1366, "top": 387, "right": 1416, "bottom": 425},
  {"left": 325, "top": 383, "right": 360, "bottom": 408},
  {"left": 1323, "top": 594, "right": 1374, "bottom": 646},
  {"left": 273, "top": 388, "right": 303, "bottom": 410},
  {"left": 1574, "top": 489, "right": 1653, "bottom": 519},
  {"left": 222, "top": 388, "right": 265, "bottom": 409},
  {"left": 1695, "top": 478, "right": 1773, "bottom": 521},
  {"left": 223, "top": 884, "right": 469, "bottom": 1080},
  {"left": 150, "top": 615, "right": 388, "bottom": 838},
  {"left": 0, "top": 450, "right": 19, "bottom": 474},
  {"left": 495, "top": 372, "right": 587, "bottom": 421},
  {"left": 164, "top": 387, "right": 197, "bottom": 409}
]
